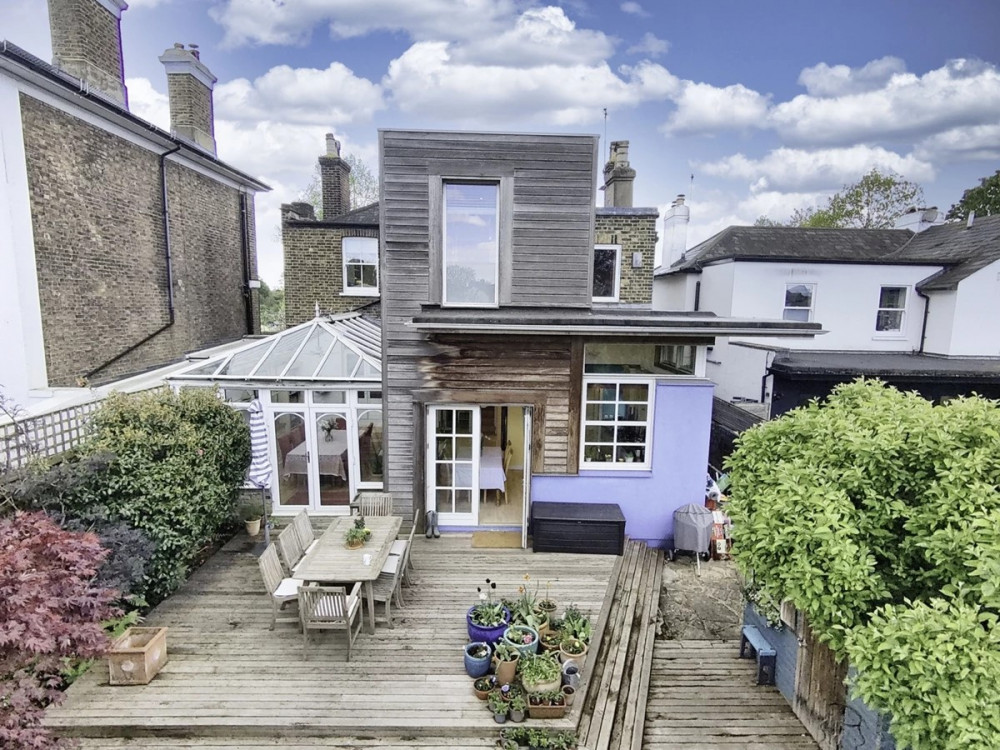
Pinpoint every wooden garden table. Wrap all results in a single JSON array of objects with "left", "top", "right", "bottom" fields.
[{"left": 295, "top": 515, "right": 402, "bottom": 633}]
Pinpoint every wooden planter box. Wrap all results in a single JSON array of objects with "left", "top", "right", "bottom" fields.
[
  {"left": 107, "top": 627, "right": 168, "bottom": 685},
  {"left": 527, "top": 702, "right": 566, "bottom": 719}
]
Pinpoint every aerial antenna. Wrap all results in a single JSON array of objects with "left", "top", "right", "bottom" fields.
[
  {"left": 688, "top": 172, "right": 695, "bottom": 203},
  {"left": 603, "top": 107, "right": 608, "bottom": 150}
]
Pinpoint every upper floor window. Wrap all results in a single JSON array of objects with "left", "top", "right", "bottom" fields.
[
  {"left": 875, "top": 286, "right": 907, "bottom": 333},
  {"left": 343, "top": 237, "right": 379, "bottom": 295},
  {"left": 443, "top": 182, "right": 499, "bottom": 306},
  {"left": 783, "top": 283, "right": 815, "bottom": 321},
  {"left": 593, "top": 244, "right": 621, "bottom": 301}
]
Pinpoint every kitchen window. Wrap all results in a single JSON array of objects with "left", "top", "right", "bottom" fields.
[{"left": 580, "top": 378, "right": 653, "bottom": 470}]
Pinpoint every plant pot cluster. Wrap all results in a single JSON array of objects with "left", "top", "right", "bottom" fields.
[
  {"left": 496, "top": 727, "right": 578, "bottom": 750},
  {"left": 526, "top": 689, "right": 567, "bottom": 719}
]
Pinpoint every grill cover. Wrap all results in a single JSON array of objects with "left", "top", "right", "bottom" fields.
[{"left": 673, "top": 503, "right": 713, "bottom": 553}]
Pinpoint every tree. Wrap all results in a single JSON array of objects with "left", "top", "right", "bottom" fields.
[
  {"left": 298, "top": 153, "right": 379, "bottom": 219},
  {"left": 759, "top": 169, "right": 924, "bottom": 229},
  {"left": 947, "top": 169, "right": 1000, "bottom": 220},
  {"left": 0, "top": 512, "right": 117, "bottom": 748},
  {"left": 258, "top": 280, "right": 285, "bottom": 333}
]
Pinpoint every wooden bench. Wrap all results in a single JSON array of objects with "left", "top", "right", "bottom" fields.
[
  {"left": 739, "top": 624, "right": 776, "bottom": 686},
  {"left": 531, "top": 501, "right": 626, "bottom": 556},
  {"left": 576, "top": 538, "right": 663, "bottom": 750}
]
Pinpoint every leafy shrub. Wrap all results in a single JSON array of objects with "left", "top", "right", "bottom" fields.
[
  {"left": 0, "top": 511, "right": 117, "bottom": 748},
  {"left": 846, "top": 598, "right": 1000, "bottom": 748},
  {"left": 76, "top": 388, "right": 250, "bottom": 604}
]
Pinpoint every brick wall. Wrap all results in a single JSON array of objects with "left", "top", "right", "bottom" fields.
[
  {"left": 595, "top": 213, "right": 657, "bottom": 304},
  {"left": 283, "top": 223, "right": 379, "bottom": 325},
  {"left": 165, "top": 73, "right": 214, "bottom": 143},
  {"left": 47, "top": 0, "right": 126, "bottom": 105},
  {"left": 20, "top": 94, "right": 257, "bottom": 387}
]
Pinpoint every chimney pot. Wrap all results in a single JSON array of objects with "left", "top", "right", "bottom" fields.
[
  {"left": 326, "top": 133, "right": 342, "bottom": 157},
  {"left": 664, "top": 194, "right": 690, "bottom": 268},
  {"left": 602, "top": 139, "right": 636, "bottom": 208}
]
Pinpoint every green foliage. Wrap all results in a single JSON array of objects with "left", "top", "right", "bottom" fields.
[
  {"left": 258, "top": 280, "right": 285, "bottom": 333},
  {"left": 947, "top": 169, "right": 1000, "bottom": 220},
  {"left": 298, "top": 154, "right": 379, "bottom": 219},
  {"left": 77, "top": 388, "right": 250, "bottom": 605},
  {"left": 763, "top": 168, "right": 924, "bottom": 229},
  {"left": 727, "top": 380, "right": 1000, "bottom": 746},
  {"left": 846, "top": 598, "right": 1000, "bottom": 748}
]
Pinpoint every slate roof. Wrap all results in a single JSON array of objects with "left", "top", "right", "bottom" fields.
[
  {"left": 330, "top": 202, "right": 380, "bottom": 226},
  {"left": 890, "top": 214, "right": 1000, "bottom": 290},
  {"left": 770, "top": 350, "right": 1000, "bottom": 379}
]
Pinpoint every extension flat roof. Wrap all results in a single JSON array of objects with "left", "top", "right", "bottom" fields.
[{"left": 769, "top": 350, "right": 1000, "bottom": 380}]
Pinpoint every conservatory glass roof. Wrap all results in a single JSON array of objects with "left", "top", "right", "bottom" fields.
[{"left": 170, "top": 314, "right": 382, "bottom": 384}]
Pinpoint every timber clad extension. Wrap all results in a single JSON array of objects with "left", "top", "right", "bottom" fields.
[{"left": 379, "top": 130, "right": 598, "bottom": 516}]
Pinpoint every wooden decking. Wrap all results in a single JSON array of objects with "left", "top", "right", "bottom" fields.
[
  {"left": 48, "top": 530, "right": 614, "bottom": 744},
  {"left": 643, "top": 642, "right": 819, "bottom": 749}
]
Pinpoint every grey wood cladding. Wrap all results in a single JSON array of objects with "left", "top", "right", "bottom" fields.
[{"left": 379, "top": 130, "right": 598, "bottom": 516}]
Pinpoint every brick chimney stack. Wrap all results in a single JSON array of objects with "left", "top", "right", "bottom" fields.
[
  {"left": 158, "top": 43, "right": 217, "bottom": 154},
  {"left": 47, "top": 0, "right": 129, "bottom": 107},
  {"left": 319, "top": 134, "right": 351, "bottom": 220},
  {"left": 602, "top": 140, "right": 636, "bottom": 208}
]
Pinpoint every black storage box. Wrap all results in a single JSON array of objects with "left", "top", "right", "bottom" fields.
[{"left": 530, "top": 501, "right": 625, "bottom": 555}]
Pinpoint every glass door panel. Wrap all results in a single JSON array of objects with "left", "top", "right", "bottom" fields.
[
  {"left": 314, "top": 411, "right": 350, "bottom": 508},
  {"left": 428, "top": 406, "right": 479, "bottom": 525},
  {"left": 356, "top": 409, "right": 384, "bottom": 486},
  {"left": 274, "top": 412, "right": 308, "bottom": 507}
]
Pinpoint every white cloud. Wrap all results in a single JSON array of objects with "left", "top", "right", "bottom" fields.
[
  {"left": 125, "top": 77, "right": 170, "bottom": 130},
  {"left": 772, "top": 58, "right": 1000, "bottom": 146},
  {"left": 451, "top": 7, "right": 615, "bottom": 67},
  {"left": 215, "top": 63, "right": 383, "bottom": 126},
  {"left": 914, "top": 124, "right": 1000, "bottom": 162},
  {"left": 797, "top": 56, "right": 907, "bottom": 97},
  {"left": 384, "top": 43, "right": 677, "bottom": 126},
  {"left": 627, "top": 32, "right": 669, "bottom": 58},
  {"left": 661, "top": 82, "right": 770, "bottom": 136},
  {"left": 698, "top": 145, "right": 936, "bottom": 193},
  {"left": 209, "top": 0, "right": 518, "bottom": 47},
  {"left": 620, "top": 2, "right": 649, "bottom": 17}
]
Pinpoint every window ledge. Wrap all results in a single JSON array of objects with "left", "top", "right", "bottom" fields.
[
  {"left": 580, "top": 464, "right": 652, "bottom": 473},
  {"left": 872, "top": 334, "right": 907, "bottom": 341},
  {"left": 341, "top": 290, "right": 380, "bottom": 298}
]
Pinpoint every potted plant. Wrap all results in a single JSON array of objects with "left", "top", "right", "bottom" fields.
[
  {"left": 493, "top": 641, "right": 521, "bottom": 685},
  {"left": 473, "top": 675, "right": 496, "bottom": 700},
  {"left": 487, "top": 689, "right": 509, "bottom": 724},
  {"left": 237, "top": 500, "right": 262, "bottom": 536},
  {"left": 561, "top": 684, "right": 576, "bottom": 707},
  {"left": 508, "top": 691, "right": 528, "bottom": 723},
  {"left": 510, "top": 574, "right": 548, "bottom": 633},
  {"left": 526, "top": 689, "right": 566, "bottom": 720},
  {"left": 559, "top": 636, "right": 587, "bottom": 663},
  {"left": 344, "top": 525, "right": 368, "bottom": 549},
  {"left": 536, "top": 581, "right": 558, "bottom": 617},
  {"left": 464, "top": 641, "right": 492, "bottom": 678},
  {"left": 540, "top": 628, "right": 563, "bottom": 653},
  {"left": 518, "top": 652, "right": 562, "bottom": 694},
  {"left": 560, "top": 606, "right": 592, "bottom": 661},
  {"left": 468, "top": 578, "right": 511, "bottom": 644},
  {"left": 502, "top": 624, "right": 539, "bottom": 657}
]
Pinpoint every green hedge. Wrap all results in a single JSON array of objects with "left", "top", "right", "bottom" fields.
[{"left": 77, "top": 388, "right": 250, "bottom": 604}]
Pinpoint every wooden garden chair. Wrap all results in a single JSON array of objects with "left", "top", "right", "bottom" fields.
[
  {"left": 353, "top": 491, "right": 394, "bottom": 517},
  {"left": 291, "top": 510, "right": 318, "bottom": 557},
  {"left": 389, "top": 514, "right": 418, "bottom": 587},
  {"left": 277, "top": 524, "right": 304, "bottom": 575},
  {"left": 367, "top": 553, "right": 405, "bottom": 628},
  {"left": 298, "top": 584, "right": 363, "bottom": 661},
  {"left": 258, "top": 544, "right": 302, "bottom": 631}
]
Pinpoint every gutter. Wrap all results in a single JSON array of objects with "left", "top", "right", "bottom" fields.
[{"left": 85, "top": 144, "right": 181, "bottom": 380}]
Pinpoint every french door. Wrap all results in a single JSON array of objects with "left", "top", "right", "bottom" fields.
[{"left": 427, "top": 406, "right": 480, "bottom": 526}]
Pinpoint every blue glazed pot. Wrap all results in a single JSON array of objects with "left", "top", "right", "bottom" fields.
[
  {"left": 467, "top": 606, "right": 511, "bottom": 644},
  {"left": 502, "top": 625, "right": 540, "bottom": 657},
  {"left": 464, "top": 641, "right": 492, "bottom": 678}
]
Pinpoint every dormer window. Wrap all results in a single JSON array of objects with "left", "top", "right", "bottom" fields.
[
  {"left": 592, "top": 244, "right": 621, "bottom": 302},
  {"left": 443, "top": 182, "right": 499, "bottom": 306}
]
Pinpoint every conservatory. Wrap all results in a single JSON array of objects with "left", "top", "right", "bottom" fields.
[{"left": 168, "top": 313, "right": 383, "bottom": 515}]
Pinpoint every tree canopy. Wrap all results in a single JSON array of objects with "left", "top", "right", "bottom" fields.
[
  {"left": 726, "top": 379, "right": 1000, "bottom": 747},
  {"left": 756, "top": 168, "right": 924, "bottom": 229},
  {"left": 946, "top": 169, "right": 1000, "bottom": 220}
]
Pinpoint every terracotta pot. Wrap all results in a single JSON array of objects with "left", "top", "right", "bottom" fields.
[{"left": 494, "top": 653, "right": 519, "bottom": 686}]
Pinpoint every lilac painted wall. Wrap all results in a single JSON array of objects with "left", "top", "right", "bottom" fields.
[{"left": 531, "top": 381, "right": 714, "bottom": 547}]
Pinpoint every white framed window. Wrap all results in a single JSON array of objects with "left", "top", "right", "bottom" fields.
[
  {"left": 580, "top": 378, "right": 654, "bottom": 470},
  {"left": 443, "top": 181, "right": 499, "bottom": 306},
  {"left": 592, "top": 244, "right": 621, "bottom": 301},
  {"left": 783, "top": 283, "right": 815, "bottom": 321},
  {"left": 343, "top": 237, "right": 379, "bottom": 296},
  {"left": 875, "top": 286, "right": 907, "bottom": 333}
]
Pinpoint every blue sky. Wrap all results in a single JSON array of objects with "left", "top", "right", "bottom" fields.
[{"left": 4, "top": 0, "right": 999, "bottom": 286}]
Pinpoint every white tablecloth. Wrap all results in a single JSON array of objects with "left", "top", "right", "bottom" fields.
[
  {"left": 283, "top": 432, "right": 348, "bottom": 479},
  {"left": 480, "top": 446, "right": 506, "bottom": 490}
]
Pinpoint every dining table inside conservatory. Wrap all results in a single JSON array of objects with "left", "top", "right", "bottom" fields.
[{"left": 294, "top": 514, "right": 402, "bottom": 633}]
